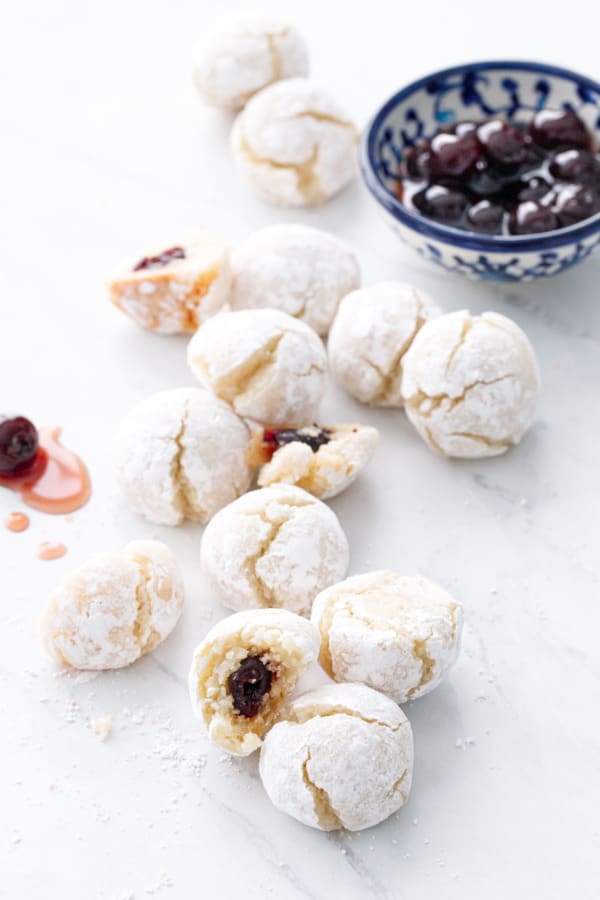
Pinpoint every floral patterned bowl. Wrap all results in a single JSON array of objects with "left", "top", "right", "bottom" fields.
[{"left": 360, "top": 61, "right": 600, "bottom": 281}]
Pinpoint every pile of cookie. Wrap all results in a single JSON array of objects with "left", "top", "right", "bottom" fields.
[{"left": 40, "top": 13, "right": 542, "bottom": 834}]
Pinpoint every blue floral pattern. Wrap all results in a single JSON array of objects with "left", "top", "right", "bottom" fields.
[{"left": 362, "top": 62, "right": 600, "bottom": 282}]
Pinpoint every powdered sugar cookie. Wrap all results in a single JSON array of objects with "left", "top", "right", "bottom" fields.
[
  {"left": 193, "top": 14, "right": 309, "bottom": 110},
  {"left": 401, "top": 310, "right": 541, "bottom": 458},
  {"left": 188, "top": 608, "right": 320, "bottom": 755},
  {"left": 312, "top": 571, "right": 463, "bottom": 703},
  {"left": 108, "top": 230, "right": 230, "bottom": 334},
  {"left": 229, "top": 225, "right": 360, "bottom": 335},
  {"left": 187, "top": 309, "right": 327, "bottom": 426},
  {"left": 328, "top": 282, "right": 441, "bottom": 406},
  {"left": 41, "top": 540, "right": 184, "bottom": 670},
  {"left": 115, "top": 387, "right": 251, "bottom": 526},
  {"left": 201, "top": 484, "right": 349, "bottom": 616},
  {"left": 231, "top": 78, "right": 358, "bottom": 206},
  {"left": 249, "top": 423, "right": 378, "bottom": 499},
  {"left": 259, "top": 683, "right": 414, "bottom": 831}
]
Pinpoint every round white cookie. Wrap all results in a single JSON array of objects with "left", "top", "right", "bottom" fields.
[
  {"left": 311, "top": 571, "right": 463, "bottom": 703},
  {"left": 115, "top": 387, "right": 251, "bottom": 526},
  {"left": 231, "top": 78, "right": 358, "bottom": 206},
  {"left": 108, "top": 230, "right": 230, "bottom": 334},
  {"left": 328, "top": 282, "right": 441, "bottom": 406},
  {"left": 229, "top": 225, "right": 360, "bottom": 336},
  {"left": 188, "top": 609, "right": 320, "bottom": 756},
  {"left": 401, "top": 310, "right": 540, "bottom": 458},
  {"left": 201, "top": 484, "right": 349, "bottom": 616},
  {"left": 41, "top": 540, "right": 184, "bottom": 670},
  {"left": 253, "top": 424, "right": 379, "bottom": 499},
  {"left": 187, "top": 309, "right": 328, "bottom": 426},
  {"left": 259, "top": 683, "right": 414, "bottom": 831},
  {"left": 193, "top": 14, "right": 309, "bottom": 110}
]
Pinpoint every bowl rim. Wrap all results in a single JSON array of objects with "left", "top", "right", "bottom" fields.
[{"left": 360, "top": 59, "right": 600, "bottom": 252}]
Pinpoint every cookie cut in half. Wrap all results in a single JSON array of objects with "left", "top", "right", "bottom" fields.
[{"left": 188, "top": 608, "right": 320, "bottom": 755}]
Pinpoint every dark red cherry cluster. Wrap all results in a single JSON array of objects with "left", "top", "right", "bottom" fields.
[
  {"left": 398, "top": 108, "right": 600, "bottom": 236},
  {"left": 228, "top": 656, "right": 273, "bottom": 717},
  {"left": 262, "top": 425, "right": 332, "bottom": 458}
]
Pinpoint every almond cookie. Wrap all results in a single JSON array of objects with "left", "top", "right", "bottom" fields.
[
  {"left": 187, "top": 309, "right": 328, "bottom": 426},
  {"left": 250, "top": 423, "right": 379, "bottom": 499},
  {"left": 229, "top": 224, "right": 360, "bottom": 336},
  {"left": 311, "top": 571, "right": 463, "bottom": 703},
  {"left": 231, "top": 78, "right": 358, "bottom": 206},
  {"left": 328, "top": 282, "right": 441, "bottom": 406},
  {"left": 188, "top": 608, "right": 320, "bottom": 755},
  {"left": 115, "top": 387, "right": 251, "bottom": 526},
  {"left": 41, "top": 540, "right": 183, "bottom": 670},
  {"left": 193, "top": 14, "right": 309, "bottom": 110},
  {"left": 108, "top": 230, "right": 230, "bottom": 334},
  {"left": 401, "top": 309, "right": 541, "bottom": 458},
  {"left": 200, "top": 484, "right": 349, "bottom": 616},
  {"left": 259, "top": 683, "right": 414, "bottom": 831}
]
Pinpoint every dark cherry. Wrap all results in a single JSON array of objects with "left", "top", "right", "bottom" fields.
[
  {"left": 466, "top": 160, "right": 505, "bottom": 197},
  {"left": 228, "top": 656, "right": 273, "bottom": 718},
  {"left": 554, "top": 185, "right": 600, "bottom": 227},
  {"left": 413, "top": 185, "right": 468, "bottom": 224},
  {"left": 466, "top": 200, "right": 504, "bottom": 234},
  {"left": 263, "top": 425, "right": 332, "bottom": 454},
  {"left": 133, "top": 246, "right": 186, "bottom": 272},
  {"left": 0, "top": 416, "right": 39, "bottom": 476},
  {"left": 509, "top": 201, "right": 559, "bottom": 235},
  {"left": 529, "top": 108, "right": 590, "bottom": 151},
  {"left": 549, "top": 150, "right": 599, "bottom": 185},
  {"left": 517, "top": 176, "right": 552, "bottom": 203},
  {"left": 428, "top": 133, "right": 480, "bottom": 179},
  {"left": 477, "top": 119, "right": 529, "bottom": 166},
  {"left": 402, "top": 146, "right": 431, "bottom": 180}
]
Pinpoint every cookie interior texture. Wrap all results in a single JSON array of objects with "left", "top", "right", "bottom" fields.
[{"left": 193, "top": 625, "right": 311, "bottom": 754}]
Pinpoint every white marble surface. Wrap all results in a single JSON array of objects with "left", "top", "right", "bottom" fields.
[{"left": 2, "top": 1, "right": 600, "bottom": 897}]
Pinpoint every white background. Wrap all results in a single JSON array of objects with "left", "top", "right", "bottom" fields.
[{"left": 2, "top": 1, "right": 600, "bottom": 898}]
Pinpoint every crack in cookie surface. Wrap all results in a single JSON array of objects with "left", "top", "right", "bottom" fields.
[{"left": 302, "top": 747, "right": 342, "bottom": 830}]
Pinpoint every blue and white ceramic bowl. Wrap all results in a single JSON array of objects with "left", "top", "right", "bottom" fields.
[{"left": 360, "top": 61, "right": 600, "bottom": 282}]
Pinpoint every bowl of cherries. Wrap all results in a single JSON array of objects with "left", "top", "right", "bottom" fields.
[{"left": 361, "top": 61, "right": 600, "bottom": 281}]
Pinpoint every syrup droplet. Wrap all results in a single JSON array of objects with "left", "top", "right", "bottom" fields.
[
  {"left": 0, "top": 426, "right": 90, "bottom": 515},
  {"left": 5, "top": 511, "right": 30, "bottom": 532},
  {"left": 37, "top": 541, "right": 67, "bottom": 561}
]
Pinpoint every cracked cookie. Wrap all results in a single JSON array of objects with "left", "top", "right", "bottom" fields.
[
  {"left": 259, "top": 683, "right": 414, "bottom": 831},
  {"left": 187, "top": 309, "right": 328, "bottom": 426},
  {"left": 251, "top": 423, "right": 379, "bottom": 499},
  {"left": 108, "top": 230, "right": 230, "bottom": 334},
  {"left": 188, "top": 608, "right": 320, "bottom": 755},
  {"left": 229, "top": 224, "right": 360, "bottom": 336},
  {"left": 231, "top": 78, "right": 358, "bottom": 206},
  {"left": 115, "top": 387, "right": 252, "bottom": 526},
  {"left": 311, "top": 571, "right": 463, "bottom": 703},
  {"left": 328, "top": 282, "right": 441, "bottom": 406},
  {"left": 401, "top": 309, "right": 541, "bottom": 458},
  {"left": 41, "top": 540, "right": 183, "bottom": 670},
  {"left": 193, "top": 14, "right": 309, "bottom": 110},
  {"left": 200, "top": 484, "right": 349, "bottom": 616}
]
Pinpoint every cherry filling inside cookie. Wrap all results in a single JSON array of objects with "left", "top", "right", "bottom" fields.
[
  {"left": 133, "top": 246, "right": 186, "bottom": 272},
  {"left": 397, "top": 108, "right": 600, "bottom": 235},
  {"left": 262, "top": 425, "right": 332, "bottom": 459},
  {"left": 228, "top": 656, "right": 273, "bottom": 717},
  {"left": 0, "top": 416, "right": 40, "bottom": 476}
]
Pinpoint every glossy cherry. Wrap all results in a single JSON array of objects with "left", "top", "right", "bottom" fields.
[
  {"left": 413, "top": 185, "right": 468, "bottom": 224},
  {"left": 477, "top": 119, "right": 529, "bottom": 166},
  {"left": 428, "top": 133, "right": 480, "bottom": 179},
  {"left": 554, "top": 185, "right": 600, "bottom": 227},
  {"left": 228, "top": 656, "right": 273, "bottom": 718},
  {"left": 467, "top": 200, "right": 504, "bottom": 234},
  {"left": 0, "top": 416, "right": 39, "bottom": 476},
  {"left": 529, "top": 108, "right": 590, "bottom": 151},
  {"left": 549, "top": 150, "right": 599, "bottom": 185},
  {"left": 509, "top": 201, "right": 559, "bottom": 235}
]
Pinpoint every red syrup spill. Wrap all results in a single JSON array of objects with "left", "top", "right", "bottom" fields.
[
  {"left": 5, "top": 511, "right": 29, "bottom": 532},
  {"left": 0, "top": 427, "right": 91, "bottom": 514},
  {"left": 37, "top": 541, "right": 67, "bottom": 561}
]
